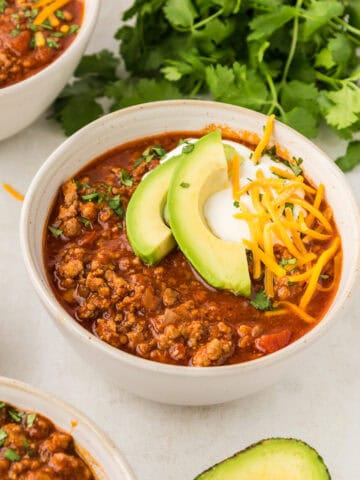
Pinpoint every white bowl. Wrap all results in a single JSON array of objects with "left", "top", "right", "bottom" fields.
[
  {"left": 0, "top": 0, "right": 100, "bottom": 141},
  {"left": 20, "top": 100, "right": 360, "bottom": 406},
  {"left": 0, "top": 376, "right": 135, "bottom": 479}
]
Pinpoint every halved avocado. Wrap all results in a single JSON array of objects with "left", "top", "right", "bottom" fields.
[
  {"left": 195, "top": 438, "right": 331, "bottom": 480},
  {"left": 167, "top": 130, "right": 251, "bottom": 296},
  {"left": 126, "top": 154, "right": 184, "bottom": 265}
]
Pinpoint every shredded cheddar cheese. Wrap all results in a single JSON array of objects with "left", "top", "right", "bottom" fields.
[
  {"left": 230, "top": 120, "right": 339, "bottom": 319},
  {"left": 299, "top": 237, "right": 340, "bottom": 310},
  {"left": 243, "top": 239, "right": 286, "bottom": 278},
  {"left": 252, "top": 114, "right": 275, "bottom": 164},
  {"left": 275, "top": 301, "right": 316, "bottom": 324},
  {"left": 34, "top": 0, "right": 71, "bottom": 26},
  {"left": 3, "top": 183, "right": 25, "bottom": 201}
]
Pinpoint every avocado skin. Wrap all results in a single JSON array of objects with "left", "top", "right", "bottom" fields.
[{"left": 194, "top": 438, "right": 331, "bottom": 480}]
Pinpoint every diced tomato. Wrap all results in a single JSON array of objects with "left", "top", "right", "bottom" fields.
[{"left": 255, "top": 329, "right": 292, "bottom": 354}]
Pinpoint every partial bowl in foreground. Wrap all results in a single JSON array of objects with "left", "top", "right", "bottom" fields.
[{"left": 0, "top": 376, "right": 135, "bottom": 479}]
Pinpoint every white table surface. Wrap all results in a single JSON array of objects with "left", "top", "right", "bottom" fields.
[{"left": 1, "top": 2, "right": 360, "bottom": 479}]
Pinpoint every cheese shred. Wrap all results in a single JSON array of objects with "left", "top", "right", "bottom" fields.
[
  {"left": 3, "top": 183, "right": 25, "bottom": 201},
  {"left": 252, "top": 114, "right": 275, "bottom": 164}
]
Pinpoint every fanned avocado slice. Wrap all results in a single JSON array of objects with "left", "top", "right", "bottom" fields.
[
  {"left": 126, "top": 153, "right": 184, "bottom": 265},
  {"left": 167, "top": 130, "right": 251, "bottom": 296},
  {"left": 195, "top": 438, "right": 331, "bottom": 480}
]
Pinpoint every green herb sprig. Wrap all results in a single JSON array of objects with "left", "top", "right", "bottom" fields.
[{"left": 51, "top": 0, "right": 360, "bottom": 171}]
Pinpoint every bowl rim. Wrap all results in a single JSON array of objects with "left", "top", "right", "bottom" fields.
[
  {"left": 20, "top": 99, "right": 360, "bottom": 378},
  {"left": 0, "top": 0, "right": 100, "bottom": 95},
  {"left": 0, "top": 376, "right": 136, "bottom": 480}
]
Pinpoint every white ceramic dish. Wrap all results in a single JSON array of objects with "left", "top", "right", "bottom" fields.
[
  {"left": 0, "top": 0, "right": 100, "bottom": 142},
  {"left": 20, "top": 100, "right": 360, "bottom": 406},
  {"left": 0, "top": 376, "right": 135, "bottom": 479}
]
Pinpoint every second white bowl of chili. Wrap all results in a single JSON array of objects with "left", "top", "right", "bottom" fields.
[
  {"left": 20, "top": 100, "right": 360, "bottom": 405},
  {"left": 0, "top": 0, "right": 99, "bottom": 141},
  {"left": 0, "top": 376, "right": 136, "bottom": 479}
]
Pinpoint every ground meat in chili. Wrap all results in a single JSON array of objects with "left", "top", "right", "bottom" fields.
[
  {"left": 0, "top": 402, "right": 94, "bottom": 479},
  {"left": 0, "top": 0, "right": 83, "bottom": 88},
  {"left": 44, "top": 131, "right": 340, "bottom": 367}
]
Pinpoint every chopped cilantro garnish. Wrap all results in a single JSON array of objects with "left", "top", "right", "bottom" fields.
[
  {"left": 283, "top": 157, "right": 303, "bottom": 177},
  {"left": 41, "top": 19, "right": 53, "bottom": 30},
  {"left": 182, "top": 142, "right": 194, "bottom": 154},
  {"left": 0, "top": 428, "right": 7, "bottom": 447},
  {"left": 0, "top": 402, "right": 5, "bottom": 409},
  {"left": 265, "top": 146, "right": 277, "bottom": 161},
  {"left": 81, "top": 191, "right": 102, "bottom": 203},
  {"left": 233, "top": 200, "right": 240, "bottom": 208},
  {"left": 106, "top": 194, "right": 124, "bottom": 218},
  {"left": 134, "top": 145, "right": 166, "bottom": 167},
  {"left": 284, "top": 202, "right": 294, "bottom": 213},
  {"left": 55, "top": 9, "right": 65, "bottom": 19},
  {"left": 4, "top": 449, "right": 20, "bottom": 462},
  {"left": 0, "top": 0, "right": 7, "bottom": 13},
  {"left": 119, "top": 169, "right": 133, "bottom": 187},
  {"left": 151, "top": 145, "right": 167, "bottom": 158},
  {"left": 46, "top": 37, "right": 59, "bottom": 49},
  {"left": 48, "top": 226, "right": 63, "bottom": 238},
  {"left": 29, "top": 23, "right": 37, "bottom": 31},
  {"left": 250, "top": 291, "right": 272, "bottom": 311},
  {"left": 22, "top": 436, "right": 35, "bottom": 456},
  {"left": 68, "top": 24, "right": 80, "bottom": 35},
  {"left": 26, "top": 413, "right": 36, "bottom": 428},
  {"left": 8, "top": 409, "right": 23, "bottom": 423},
  {"left": 10, "top": 29, "right": 20, "bottom": 37},
  {"left": 279, "top": 258, "right": 297, "bottom": 267},
  {"left": 80, "top": 217, "right": 93, "bottom": 229}
]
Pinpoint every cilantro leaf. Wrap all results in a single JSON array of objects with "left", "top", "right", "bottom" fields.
[
  {"left": 163, "top": 0, "right": 197, "bottom": 30},
  {"left": 0, "top": 428, "right": 7, "bottom": 447},
  {"left": 250, "top": 290, "right": 273, "bottom": 311},
  {"left": 119, "top": 170, "right": 133, "bottom": 187},
  {"left": 26, "top": 413, "right": 36, "bottom": 428},
  {"left": 106, "top": 78, "right": 182, "bottom": 109},
  {"left": 301, "top": 0, "right": 344, "bottom": 41},
  {"left": 248, "top": 6, "right": 296, "bottom": 42},
  {"left": 53, "top": 94, "right": 104, "bottom": 136},
  {"left": 335, "top": 141, "right": 360, "bottom": 172},
  {"left": 48, "top": 226, "right": 63, "bottom": 238},
  {"left": 281, "top": 106, "right": 319, "bottom": 138},
  {"left": 4, "top": 449, "right": 20, "bottom": 462},
  {"left": 75, "top": 50, "right": 118, "bottom": 81},
  {"left": 324, "top": 83, "right": 360, "bottom": 130}
]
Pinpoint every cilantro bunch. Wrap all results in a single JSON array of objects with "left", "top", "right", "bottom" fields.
[{"left": 52, "top": 0, "right": 360, "bottom": 170}]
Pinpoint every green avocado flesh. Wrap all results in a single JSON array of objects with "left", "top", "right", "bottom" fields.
[
  {"left": 126, "top": 153, "right": 183, "bottom": 265},
  {"left": 167, "top": 131, "right": 251, "bottom": 296},
  {"left": 195, "top": 438, "right": 331, "bottom": 480}
]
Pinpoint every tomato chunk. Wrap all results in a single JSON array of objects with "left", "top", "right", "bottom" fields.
[{"left": 255, "top": 329, "right": 292, "bottom": 354}]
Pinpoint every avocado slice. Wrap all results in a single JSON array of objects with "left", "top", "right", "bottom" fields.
[
  {"left": 195, "top": 438, "right": 331, "bottom": 480},
  {"left": 126, "top": 153, "right": 184, "bottom": 265},
  {"left": 167, "top": 131, "right": 251, "bottom": 296}
]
